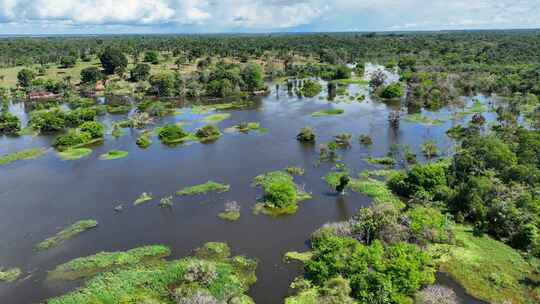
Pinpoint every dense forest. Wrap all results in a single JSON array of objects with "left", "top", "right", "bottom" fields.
[{"left": 1, "top": 30, "right": 540, "bottom": 304}]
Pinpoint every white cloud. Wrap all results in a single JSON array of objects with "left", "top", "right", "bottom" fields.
[{"left": 0, "top": 0, "right": 539, "bottom": 33}]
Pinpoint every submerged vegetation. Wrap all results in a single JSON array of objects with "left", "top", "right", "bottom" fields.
[
  {"left": 311, "top": 108, "right": 344, "bottom": 117},
  {"left": 35, "top": 220, "right": 98, "bottom": 251},
  {"left": 99, "top": 150, "right": 128, "bottom": 160},
  {"left": 47, "top": 242, "right": 258, "bottom": 304},
  {"left": 0, "top": 147, "right": 46, "bottom": 165},
  {"left": 176, "top": 181, "right": 230, "bottom": 196}
]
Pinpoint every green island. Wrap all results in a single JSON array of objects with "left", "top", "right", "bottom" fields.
[
  {"left": 177, "top": 181, "right": 231, "bottom": 196},
  {"left": 0, "top": 148, "right": 46, "bottom": 165},
  {"left": 35, "top": 220, "right": 98, "bottom": 251}
]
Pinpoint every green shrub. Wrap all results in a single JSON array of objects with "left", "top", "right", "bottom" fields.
[
  {"left": 79, "top": 121, "right": 104, "bottom": 139},
  {"left": 28, "top": 109, "right": 66, "bottom": 133},
  {"left": 158, "top": 123, "right": 189, "bottom": 145},
  {"left": 296, "top": 127, "right": 316, "bottom": 143},
  {"left": 65, "top": 108, "right": 97, "bottom": 126},
  {"left": 0, "top": 111, "right": 21, "bottom": 134},
  {"left": 297, "top": 80, "right": 322, "bottom": 97},
  {"left": 53, "top": 129, "right": 93, "bottom": 149},
  {"left": 380, "top": 83, "right": 403, "bottom": 99},
  {"left": 196, "top": 125, "right": 221, "bottom": 142}
]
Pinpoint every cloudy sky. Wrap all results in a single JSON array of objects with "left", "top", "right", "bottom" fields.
[{"left": 0, "top": 0, "right": 539, "bottom": 34}]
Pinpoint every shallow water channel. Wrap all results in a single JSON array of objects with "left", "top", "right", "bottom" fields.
[{"left": 0, "top": 81, "right": 494, "bottom": 303}]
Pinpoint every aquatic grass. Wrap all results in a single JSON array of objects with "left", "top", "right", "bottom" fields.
[
  {"left": 48, "top": 242, "right": 257, "bottom": 304},
  {"left": 99, "top": 150, "right": 129, "bottom": 160},
  {"left": 311, "top": 108, "right": 344, "bottom": 117},
  {"left": 57, "top": 148, "right": 92, "bottom": 160},
  {"left": 349, "top": 177, "right": 404, "bottom": 209},
  {"left": 225, "top": 122, "right": 264, "bottom": 133},
  {"left": 218, "top": 201, "right": 241, "bottom": 221},
  {"left": 405, "top": 113, "right": 446, "bottom": 125},
  {"left": 0, "top": 147, "right": 46, "bottom": 165},
  {"left": 35, "top": 220, "right": 98, "bottom": 251},
  {"left": 430, "top": 226, "right": 540, "bottom": 303},
  {"left": 48, "top": 245, "right": 171, "bottom": 281},
  {"left": 451, "top": 100, "right": 487, "bottom": 120},
  {"left": 285, "top": 166, "right": 305, "bottom": 176},
  {"left": 323, "top": 171, "right": 349, "bottom": 190},
  {"left": 360, "top": 169, "right": 397, "bottom": 179},
  {"left": 176, "top": 181, "right": 230, "bottom": 196},
  {"left": 136, "top": 134, "right": 152, "bottom": 148},
  {"left": 202, "top": 113, "right": 231, "bottom": 124},
  {"left": 366, "top": 156, "right": 396, "bottom": 166},
  {"left": 133, "top": 192, "right": 153, "bottom": 205},
  {"left": 0, "top": 267, "right": 21, "bottom": 282},
  {"left": 283, "top": 251, "right": 313, "bottom": 263}
]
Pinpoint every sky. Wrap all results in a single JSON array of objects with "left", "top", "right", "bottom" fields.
[{"left": 0, "top": 0, "right": 539, "bottom": 35}]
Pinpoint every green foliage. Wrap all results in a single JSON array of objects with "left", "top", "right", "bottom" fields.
[
  {"left": 305, "top": 233, "right": 435, "bottom": 303},
  {"left": 136, "top": 134, "right": 152, "bottom": 148},
  {"left": 60, "top": 56, "right": 77, "bottom": 68},
  {"left": 53, "top": 129, "right": 93, "bottom": 150},
  {"left": 144, "top": 51, "right": 159, "bottom": 64},
  {"left": 311, "top": 108, "right": 344, "bottom": 117},
  {"left": 157, "top": 123, "right": 189, "bottom": 145},
  {"left": 0, "top": 148, "right": 45, "bottom": 165},
  {"left": 241, "top": 63, "right": 266, "bottom": 92},
  {"left": 29, "top": 109, "right": 66, "bottom": 133},
  {"left": 99, "top": 150, "right": 128, "bottom": 160},
  {"left": 130, "top": 63, "right": 151, "bottom": 82},
  {"left": 285, "top": 166, "right": 305, "bottom": 176},
  {"left": 99, "top": 47, "right": 128, "bottom": 75},
  {"left": 57, "top": 148, "right": 92, "bottom": 160},
  {"left": 0, "top": 111, "right": 21, "bottom": 134},
  {"left": 35, "top": 220, "right": 98, "bottom": 251},
  {"left": 177, "top": 181, "right": 230, "bottom": 196},
  {"left": 218, "top": 201, "right": 241, "bottom": 221},
  {"left": 298, "top": 80, "right": 322, "bottom": 97},
  {"left": 80, "top": 67, "right": 102, "bottom": 84},
  {"left": 349, "top": 177, "right": 404, "bottom": 208},
  {"left": 0, "top": 267, "right": 21, "bottom": 283},
  {"left": 149, "top": 73, "right": 176, "bottom": 96},
  {"left": 133, "top": 192, "right": 153, "bottom": 205},
  {"left": 380, "top": 83, "right": 403, "bottom": 99},
  {"left": 253, "top": 171, "right": 310, "bottom": 216},
  {"left": 79, "top": 121, "right": 103, "bottom": 138},
  {"left": 195, "top": 124, "right": 221, "bottom": 142},
  {"left": 17, "top": 68, "right": 35, "bottom": 88},
  {"left": 296, "top": 127, "right": 316, "bottom": 143},
  {"left": 203, "top": 113, "right": 231, "bottom": 124},
  {"left": 49, "top": 245, "right": 171, "bottom": 280},
  {"left": 65, "top": 107, "right": 97, "bottom": 126},
  {"left": 367, "top": 156, "right": 396, "bottom": 166},
  {"left": 388, "top": 161, "right": 449, "bottom": 199}
]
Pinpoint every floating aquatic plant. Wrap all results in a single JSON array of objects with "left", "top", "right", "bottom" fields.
[{"left": 35, "top": 219, "right": 98, "bottom": 251}]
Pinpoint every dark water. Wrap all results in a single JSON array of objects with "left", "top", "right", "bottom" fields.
[{"left": 0, "top": 83, "right": 496, "bottom": 303}]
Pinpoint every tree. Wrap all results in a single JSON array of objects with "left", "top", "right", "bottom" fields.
[
  {"left": 99, "top": 47, "right": 128, "bottom": 75},
  {"left": 380, "top": 83, "right": 403, "bottom": 99},
  {"left": 144, "top": 51, "right": 159, "bottom": 64},
  {"left": 149, "top": 73, "right": 176, "bottom": 97},
  {"left": 241, "top": 63, "right": 265, "bottom": 92},
  {"left": 0, "top": 111, "right": 21, "bottom": 135},
  {"left": 60, "top": 56, "right": 77, "bottom": 68},
  {"left": 80, "top": 67, "right": 102, "bottom": 84},
  {"left": 80, "top": 121, "right": 104, "bottom": 139},
  {"left": 17, "top": 68, "right": 35, "bottom": 88},
  {"left": 130, "top": 64, "right": 151, "bottom": 82}
]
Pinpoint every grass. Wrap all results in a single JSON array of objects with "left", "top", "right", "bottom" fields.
[
  {"left": 329, "top": 77, "right": 369, "bottom": 85},
  {"left": 360, "top": 169, "right": 398, "bottom": 178},
  {"left": 48, "top": 245, "right": 171, "bottom": 281},
  {"left": 133, "top": 192, "right": 153, "bottom": 205},
  {"left": 285, "top": 166, "right": 305, "bottom": 176},
  {"left": 349, "top": 177, "right": 405, "bottom": 209},
  {"left": 176, "top": 181, "right": 230, "bottom": 196},
  {"left": 430, "top": 226, "right": 540, "bottom": 303},
  {"left": 218, "top": 210, "right": 241, "bottom": 221},
  {"left": 311, "top": 108, "right": 344, "bottom": 117},
  {"left": 283, "top": 251, "right": 313, "bottom": 263},
  {"left": 225, "top": 122, "right": 264, "bottom": 133},
  {"left": 405, "top": 113, "right": 446, "bottom": 125},
  {"left": 0, "top": 148, "right": 46, "bottom": 165},
  {"left": 451, "top": 100, "right": 487, "bottom": 120},
  {"left": 202, "top": 113, "right": 231, "bottom": 124},
  {"left": 57, "top": 148, "right": 92, "bottom": 160},
  {"left": 48, "top": 242, "right": 257, "bottom": 304},
  {"left": 35, "top": 220, "right": 98, "bottom": 251},
  {"left": 99, "top": 150, "right": 129, "bottom": 160},
  {"left": 0, "top": 267, "right": 21, "bottom": 282},
  {"left": 366, "top": 156, "right": 396, "bottom": 166}
]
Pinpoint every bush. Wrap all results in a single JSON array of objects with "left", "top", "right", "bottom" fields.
[
  {"left": 144, "top": 51, "right": 159, "bottom": 64},
  {"left": 80, "top": 121, "right": 104, "bottom": 139},
  {"left": 80, "top": 67, "right": 102, "bottom": 84},
  {"left": 100, "top": 47, "right": 128, "bottom": 75},
  {"left": 388, "top": 161, "right": 449, "bottom": 199},
  {"left": 17, "top": 68, "right": 35, "bottom": 88},
  {"left": 297, "top": 80, "right": 322, "bottom": 97},
  {"left": 296, "top": 127, "right": 316, "bottom": 143},
  {"left": 65, "top": 108, "right": 97, "bottom": 126},
  {"left": 53, "top": 129, "right": 93, "bottom": 149},
  {"left": 380, "top": 83, "right": 403, "bottom": 99},
  {"left": 60, "top": 56, "right": 77, "bottom": 68},
  {"left": 196, "top": 125, "right": 221, "bottom": 142},
  {"left": 130, "top": 63, "right": 151, "bottom": 82},
  {"left": 0, "top": 111, "right": 21, "bottom": 134},
  {"left": 158, "top": 124, "right": 188, "bottom": 145},
  {"left": 28, "top": 109, "right": 66, "bottom": 133}
]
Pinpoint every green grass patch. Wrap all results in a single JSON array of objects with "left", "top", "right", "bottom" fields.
[
  {"left": 99, "top": 150, "right": 128, "bottom": 160},
  {"left": 329, "top": 77, "right": 368, "bottom": 85},
  {"left": 349, "top": 177, "right": 404, "bottom": 209},
  {"left": 366, "top": 156, "right": 396, "bottom": 166},
  {"left": 311, "top": 108, "right": 344, "bottom": 117},
  {"left": 202, "top": 113, "right": 231, "bottom": 124},
  {"left": 48, "top": 245, "right": 171, "bottom": 281},
  {"left": 133, "top": 192, "right": 153, "bottom": 205},
  {"left": 0, "top": 267, "right": 21, "bottom": 282},
  {"left": 430, "top": 226, "right": 540, "bottom": 303},
  {"left": 47, "top": 242, "right": 258, "bottom": 304},
  {"left": 405, "top": 113, "right": 446, "bottom": 125},
  {"left": 176, "top": 181, "right": 230, "bottom": 196},
  {"left": 359, "top": 169, "right": 398, "bottom": 179},
  {"left": 283, "top": 251, "right": 313, "bottom": 263},
  {"left": 35, "top": 220, "right": 98, "bottom": 251},
  {"left": 0, "top": 148, "right": 46, "bottom": 165},
  {"left": 57, "top": 148, "right": 92, "bottom": 160}
]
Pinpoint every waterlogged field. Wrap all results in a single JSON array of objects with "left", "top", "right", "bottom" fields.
[{"left": 0, "top": 78, "right": 497, "bottom": 304}]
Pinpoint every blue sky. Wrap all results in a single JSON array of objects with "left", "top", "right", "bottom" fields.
[{"left": 0, "top": 0, "right": 539, "bottom": 34}]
